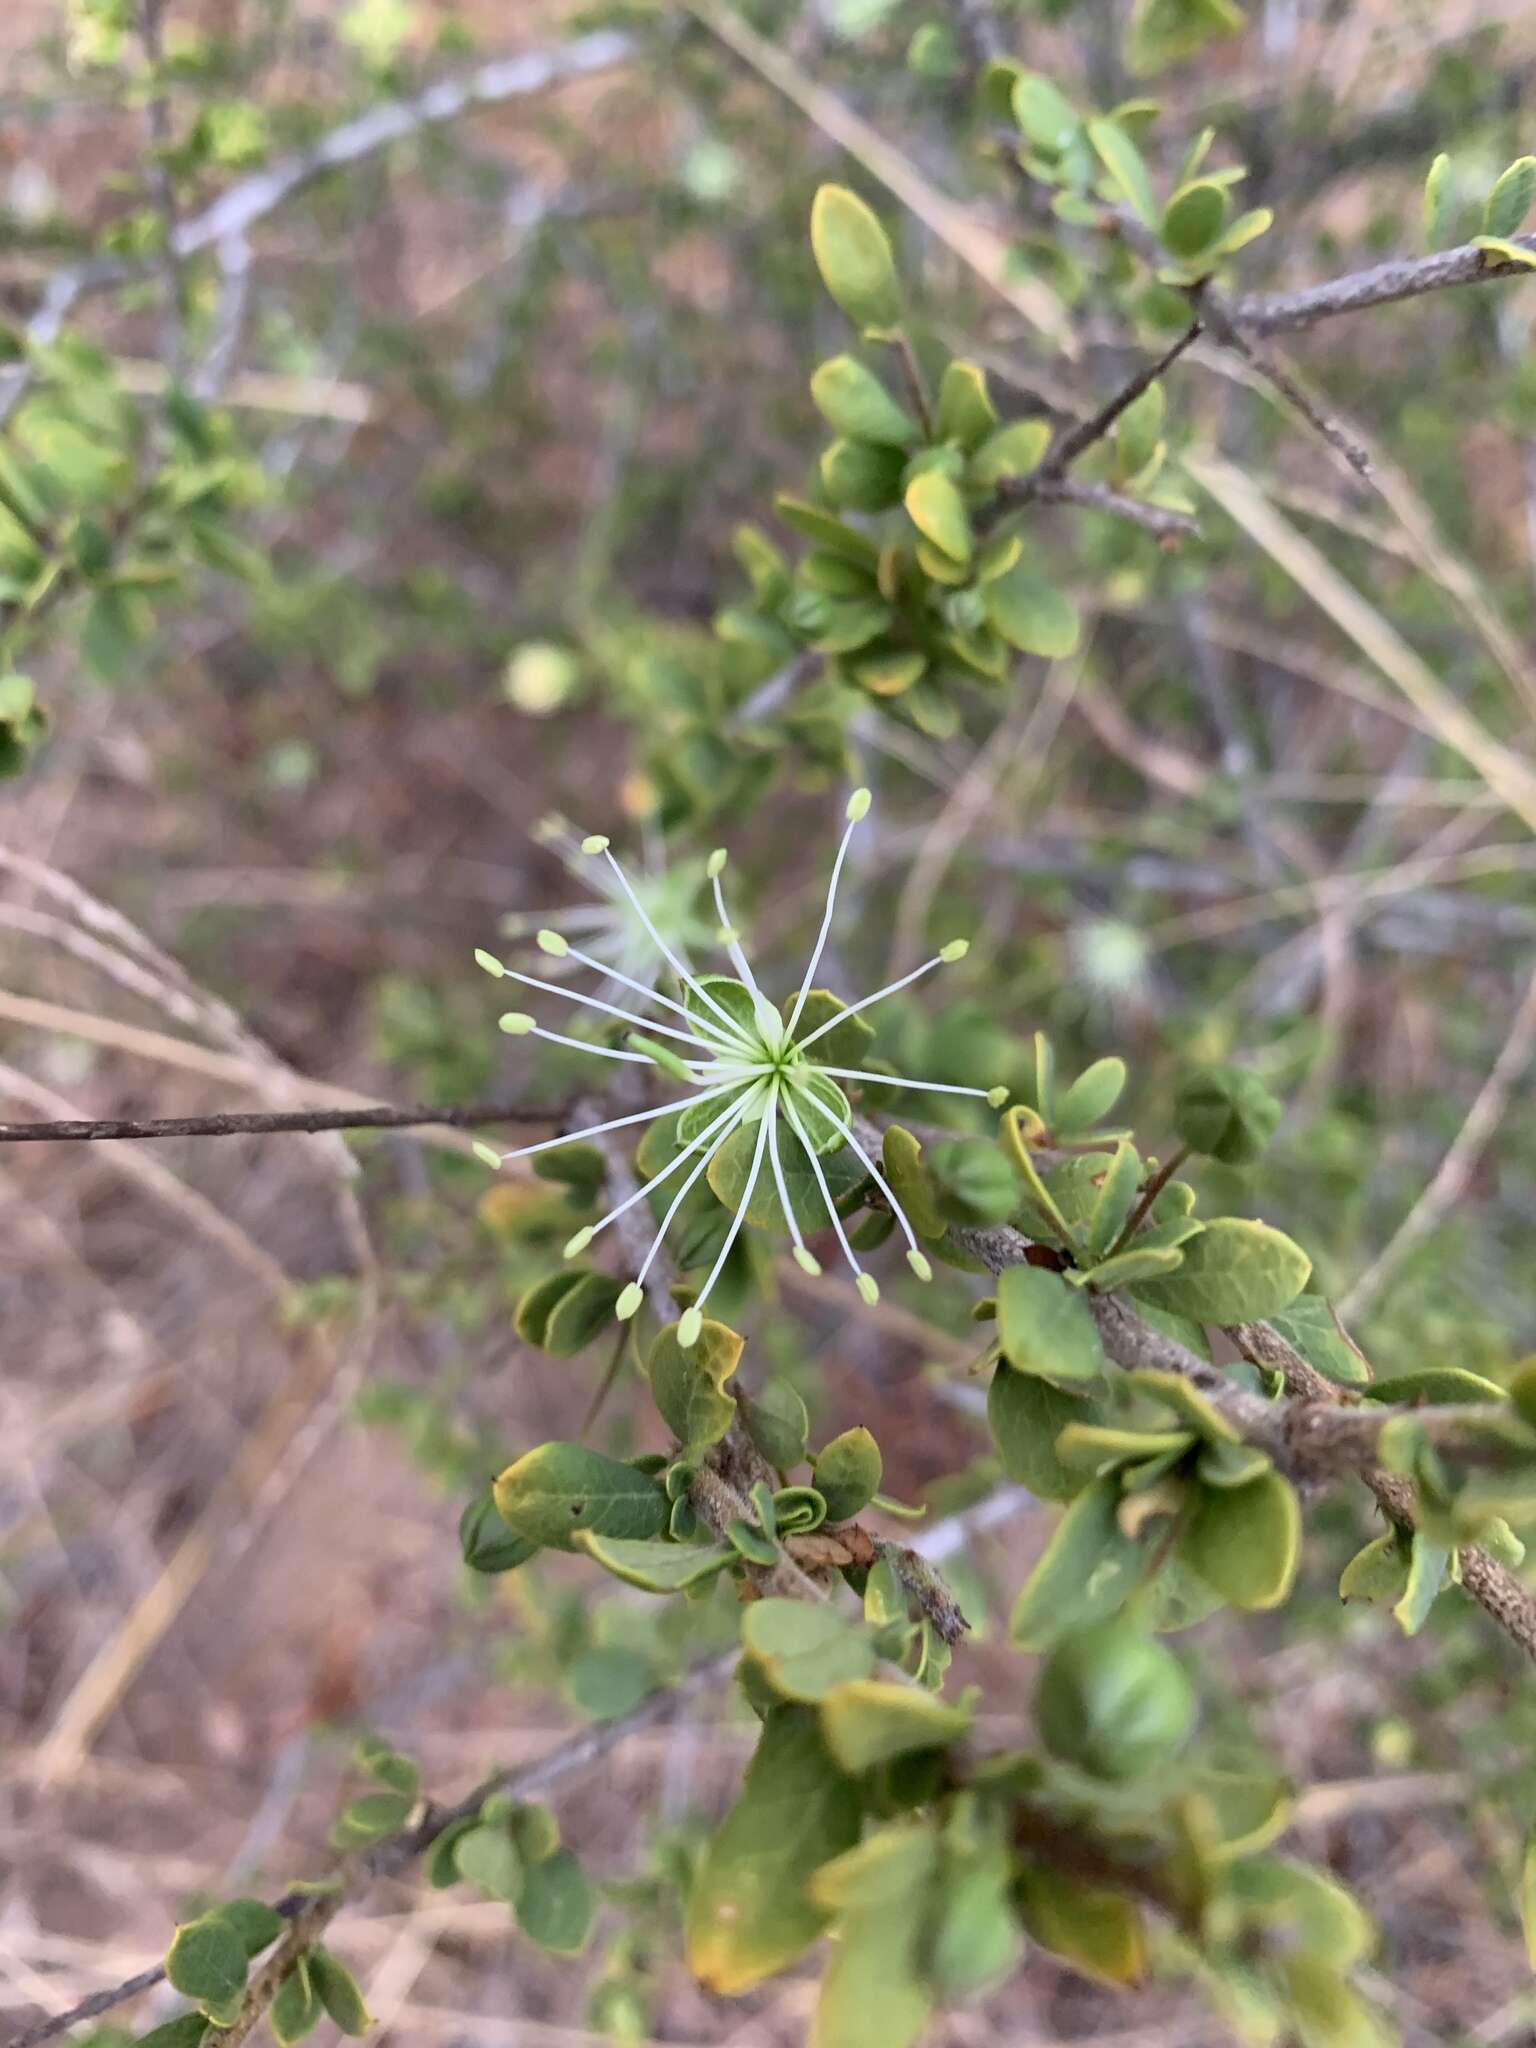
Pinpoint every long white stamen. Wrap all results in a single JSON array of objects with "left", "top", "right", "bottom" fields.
[
  {"left": 805, "top": 1063, "right": 1001, "bottom": 1103},
  {"left": 501, "top": 1015, "right": 709, "bottom": 1069},
  {"left": 572, "top": 1091, "right": 750, "bottom": 1256},
  {"left": 636, "top": 1091, "right": 758, "bottom": 1286},
  {"left": 596, "top": 844, "right": 746, "bottom": 1039},
  {"left": 490, "top": 964, "right": 724, "bottom": 1054},
  {"left": 785, "top": 787, "right": 870, "bottom": 1039},
  {"left": 789, "top": 1080, "right": 932, "bottom": 1280},
  {"left": 793, "top": 942, "right": 968, "bottom": 1054},
  {"left": 708, "top": 852, "right": 762, "bottom": 997},
  {"left": 782, "top": 1094, "right": 875, "bottom": 1301},
  {"left": 683, "top": 1084, "right": 775, "bottom": 1343},
  {"left": 481, "top": 1085, "right": 737, "bottom": 1168},
  {"left": 552, "top": 937, "right": 721, "bottom": 1034},
  {"left": 765, "top": 1077, "right": 819, "bottom": 1275}
]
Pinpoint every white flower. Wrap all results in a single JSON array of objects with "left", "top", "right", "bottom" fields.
[
  {"left": 500, "top": 814, "right": 715, "bottom": 991},
  {"left": 474, "top": 790, "right": 1007, "bottom": 1348}
]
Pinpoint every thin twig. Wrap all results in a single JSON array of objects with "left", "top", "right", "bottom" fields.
[
  {"left": 1231, "top": 231, "right": 1536, "bottom": 335},
  {"left": 1020, "top": 476, "right": 1200, "bottom": 542},
  {"left": 1038, "top": 321, "right": 1202, "bottom": 480},
  {"left": 0, "top": 1100, "right": 571, "bottom": 1144}
]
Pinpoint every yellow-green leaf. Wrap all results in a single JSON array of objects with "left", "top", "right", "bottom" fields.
[
  {"left": 819, "top": 1680, "right": 972, "bottom": 1772},
  {"left": 686, "top": 1706, "right": 862, "bottom": 1994},
  {"left": 1181, "top": 1471, "right": 1300, "bottom": 1610},
  {"left": 811, "top": 185, "right": 903, "bottom": 332},
  {"left": 904, "top": 470, "right": 973, "bottom": 564}
]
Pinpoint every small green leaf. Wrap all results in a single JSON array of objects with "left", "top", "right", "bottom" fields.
[
  {"left": 649, "top": 1317, "right": 743, "bottom": 1452},
  {"left": 904, "top": 470, "right": 973, "bottom": 564},
  {"left": 1010, "top": 1477, "right": 1144, "bottom": 1649},
  {"left": 1162, "top": 179, "right": 1228, "bottom": 261},
  {"left": 1338, "top": 1532, "right": 1409, "bottom": 1608},
  {"left": 1424, "top": 150, "right": 1457, "bottom": 249},
  {"left": 882, "top": 1126, "right": 946, "bottom": 1239},
  {"left": 988, "top": 1366, "right": 1100, "bottom": 1501},
  {"left": 1015, "top": 1867, "right": 1147, "bottom": 1984},
  {"left": 821, "top": 436, "right": 907, "bottom": 511},
  {"left": 819, "top": 1680, "right": 972, "bottom": 1772},
  {"left": 1055, "top": 1057, "right": 1127, "bottom": 1134},
  {"left": 566, "top": 1645, "right": 657, "bottom": 1723},
  {"left": 811, "top": 1839, "right": 935, "bottom": 2048},
  {"left": 1128, "top": 1369, "right": 1242, "bottom": 1444},
  {"left": 1037, "top": 1619, "right": 1195, "bottom": 1781},
  {"left": 1181, "top": 1472, "right": 1300, "bottom": 1610},
  {"left": 1472, "top": 234, "right": 1536, "bottom": 269},
  {"left": 775, "top": 494, "right": 882, "bottom": 562},
  {"left": 166, "top": 1916, "right": 249, "bottom": 2014},
  {"left": 454, "top": 1822, "right": 523, "bottom": 1903},
  {"left": 970, "top": 417, "right": 1051, "bottom": 485},
  {"left": 270, "top": 1960, "right": 319, "bottom": 2047},
  {"left": 1174, "top": 1065, "right": 1282, "bottom": 1165},
  {"left": 516, "top": 1848, "right": 596, "bottom": 1954},
  {"left": 1363, "top": 1366, "right": 1505, "bottom": 1405},
  {"left": 1266, "top": 1298, "right": 1370, "bottom": 1387},
  {"left": 1011, "top": 71, "right": 1079, "bottom": 154},
  {"left": 213, "top": 1899, "right": 286, "bottom": 1957},
  {"left": 1081, "top": 1245, "right": 1186, "bottom": 1290},
  {"left": 514, "top": 1269, "right": 586, "bottom": 1348},
  {"left": 1393, "top": 1531, "right": 1450, "bottom": 1636},
  {"left": 539, "top": 1271, "right": 623, "bottom": 1355},
  {"left": 812, "top": 1426, "right": 883, "bottom": 1522},
  {"left": 996, "top": 1264, "right": 1107, "bottom": 1387},
  {"left": 1486, "top": 156, "right": 1536, "bottom": 239},
  {"left": 811, "top": 185, "right": 903, "bottom": 332},
  {"left": 810, "top": 355, "right": 918, "bottom": 446},
  {"left": 935, "top": 360, "right": 998, "bottom": 450},
  {"left": 494, "top": 1443, "right": 667, "bottom": 1552},
  {"left": 308, "top": 1949, "right": 370, "bottom": 2037},
  {"left": 982, "top": 562, "right": 1080, "bottom": 657},
  {"left": 1082, "top": 1141, "right": 1142, "bottom": 1263},
  {"left": 686, "top": 1706, "right": 863, "bottom": 1994},
  {"left": 739, "top": 1377, "right": 811, "bottom": 1471},
  {"left": 742, "top": 1598, "right": 878, "bottom": 1701},
  {"left": 1087, "top": 118, "right": 1159, "bottom": 229},
  {"left": 137, "top": 2018, "right": 213, "bottom": 2048},
  {"left": 575, "top": 1531, "right": 734, "bottom": 1592},
  {"left": 1133, "top": 1216, "right": 1310, "bottom": 1322},
  {"left": 459, "top": 1486, "right": 538, "bottom": 1574}
]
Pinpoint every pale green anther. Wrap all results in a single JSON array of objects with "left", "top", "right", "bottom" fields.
[
  {"left": 499, "top": 1011, "right": 536, "bottom": 1035},
  {"left": 536, "top": 929, "right": 568, "bottom": 957},
  {"left": 474, "top": 948, "right": 505, "bottom": 976},
  {"left": 856, "top": 1272, "right": 880, "bottom": 1306},
  {"left": 846, "top": 786, "right": 872, "bottom": 822},
  {"left": 707, "top": 848, "right": 728, "bottom": 878},
  {"left": 564, "top": 1226, "right": 594, "bottom": 1258},
  {"left": 616, "top": 1282, "right": 645, "bottom": 1321},
  {"left": 471, "top": 1140, "right": 502, "bottom": 1168},
  {"left": 939, "top": 938, "right": 970, "bottom": 963},
  {"left": 717, "top": 925, "right": 738, "bottom": 947},
  {"left": 793, "top": 1245, "right": 823, "bottom": 1276},
  {"left": 907, "top": 1248, "right": 933, "bottom": 1282},
  {"left": 987, "top": 1085, "right": 1010, "bottom": 1108},
  {"left": 677, "top": 1305, "right": 704, "bottom": 1349},
  {"left": 580, "top": 834, "right": 610, "bottom": 855}
]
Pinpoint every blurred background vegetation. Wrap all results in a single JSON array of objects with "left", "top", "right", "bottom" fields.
[{"left": 5, "top": 0, "right": 1536, "bottom": 2042}]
